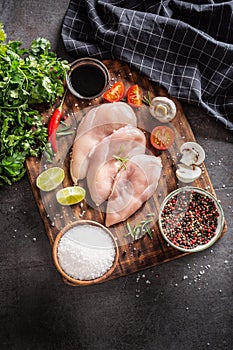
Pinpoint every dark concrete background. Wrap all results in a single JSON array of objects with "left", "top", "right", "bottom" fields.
[{"left": 1, "top": 1, "right": 233, "bottom": 349}]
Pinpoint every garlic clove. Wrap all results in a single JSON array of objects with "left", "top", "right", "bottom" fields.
[
  {"left": 176, "top": 163, "right": 202, "bottom": 183},
  {"left": 149, "top": 96, "right": 176, "bottom": 123},
  {"left": 180, "top": 142, "right": 205, "bottom": 166}
]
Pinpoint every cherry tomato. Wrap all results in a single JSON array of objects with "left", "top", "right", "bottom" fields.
[
  {"left": 127, "top": 84, "right": 142, "bottom": 107},
  {"left": 150, "top": 126, "right": 175, "bottom": 150},
  {"left": 103, "top": 81, "right": 125, "bottom": 102}
]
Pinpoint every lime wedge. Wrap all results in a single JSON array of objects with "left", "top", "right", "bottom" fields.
[
  {"left": 36, "top": 167, "right": 65, "bottom": 192},
  {"left": 56, "top": 186, "right": 86, "bottom": 205}
]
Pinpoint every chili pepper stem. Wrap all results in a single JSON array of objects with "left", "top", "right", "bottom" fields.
[{"left": 57, "top": 88, "right": 68, "bottom": 111}]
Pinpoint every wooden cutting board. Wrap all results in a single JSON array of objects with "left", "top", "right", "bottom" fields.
[{"left": 26, "top": 59, "right": 226, "bottom": 286}]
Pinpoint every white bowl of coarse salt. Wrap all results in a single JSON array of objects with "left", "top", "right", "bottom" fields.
[{"left": 52, "top": 220, "right": 119, "bottom": 285}]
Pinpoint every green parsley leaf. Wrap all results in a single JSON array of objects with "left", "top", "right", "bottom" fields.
[{"left": 0, "top": 23, "right": 70, "bottom": 185}]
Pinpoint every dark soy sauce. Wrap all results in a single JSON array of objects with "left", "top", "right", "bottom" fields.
[{"left": 70, "top": 64, "right": 107, "bottom": 98}]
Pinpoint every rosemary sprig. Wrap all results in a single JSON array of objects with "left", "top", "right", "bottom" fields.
[
  {"left": 57, "top": 130, "right": 74, "bottom": 136},
  {"left": 43, "top": 142, "right": 54, "bottom": 163},
  {"left": 112, "top": 144, "right": 129, "bottom": 170},
  {"left": 44, "top": 123, "right": 73, "bottom": 161},
  {"left": 125, "top": 213, "right": 155, "bottom": 240},
  {"left": 142, "top": 91, "right": 152, "bottom": 106},
  {"left": 57, "top": 123, "right": 74, "bottom": 136},
  {"left": 126, "top": 221, "right": 134, "bottom": 236},
  {"left": 112, "top": 155, "right": 129, "bottom": 170}
]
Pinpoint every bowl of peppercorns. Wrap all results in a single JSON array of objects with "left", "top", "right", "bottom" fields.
[{"left": 158, "top": 187, "right": 225, "bottom": 253}]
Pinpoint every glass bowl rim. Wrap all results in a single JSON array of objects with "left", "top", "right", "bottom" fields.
[
  {"left": 158, "top": 186, "right": 225, "bottom": 253},
  {"left": 66, "top": 57, "right": 110, "bottom": 99}
]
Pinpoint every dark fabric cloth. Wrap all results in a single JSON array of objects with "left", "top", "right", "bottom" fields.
[{"left": 61, "top": 0, "right": 233, "bottom": 131}]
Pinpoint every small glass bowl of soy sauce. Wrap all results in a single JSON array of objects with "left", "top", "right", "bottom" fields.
[{"left": 66, "top": 57, "right": 110, "bottom": 99}]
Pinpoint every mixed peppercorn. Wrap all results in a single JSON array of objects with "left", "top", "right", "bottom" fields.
[{"left": 160, "top": 190, "right": 219, "bottom": 249}]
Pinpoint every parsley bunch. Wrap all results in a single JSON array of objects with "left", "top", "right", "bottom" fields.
[{"left": 0, "top": 23, "right": 69, "bottom": 185}]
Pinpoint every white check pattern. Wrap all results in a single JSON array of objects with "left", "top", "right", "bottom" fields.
[{"left": 62, "top": 0, "right": 233, "bottom": 131}]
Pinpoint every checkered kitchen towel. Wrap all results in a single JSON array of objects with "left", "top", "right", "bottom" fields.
[{"left": 61, "top": 0, "right": 233, "bottom": 131}]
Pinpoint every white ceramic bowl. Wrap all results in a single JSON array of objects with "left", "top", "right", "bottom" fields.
[{"left": 158, "top": 187, "right": 225, "bottom": 253}]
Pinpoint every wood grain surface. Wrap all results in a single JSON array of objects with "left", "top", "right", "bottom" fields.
[{"left": 25, "top": 60, "right": 226, "bottom": 286}]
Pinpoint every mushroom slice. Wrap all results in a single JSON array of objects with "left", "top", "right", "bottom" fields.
[
  {"left": 149, "top": 97, "right": 176, "bottom": 123},
  {"left": 176, "top": 163, "right": 202, "bottom": 183},
  {"left": 180, "top": 142, "right": 205, "bottom": 166}
]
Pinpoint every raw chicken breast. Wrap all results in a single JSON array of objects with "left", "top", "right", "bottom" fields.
[
  {"left": 105, "top": 154, "right": 162, "bottom": 227},
  {"left": 75, "top": 102, "right": 137, "bottom": 138},
  {"left": 87, "top": 125, "right": 146, "bottom": 206},
  {"left": 71, "top": 124, "right": 123, "bottom": 182},
  {"left": 70, "top": 102, "right": 137, "bottom": 183}
]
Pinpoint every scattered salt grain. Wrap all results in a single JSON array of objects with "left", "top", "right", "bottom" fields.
[
  {"left": 79, "top": 210, "right": 86, "bottom": 218},
  {"left": 57, "top": 224, "right": 116, "bottom": 281}
]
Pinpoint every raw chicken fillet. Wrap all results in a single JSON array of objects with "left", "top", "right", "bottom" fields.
[
  {"left": 105, "top": 154, "right": 162, "bottom": 227},
  {"left": 71, "top": 102, "right": 137, "bottom": 183}
]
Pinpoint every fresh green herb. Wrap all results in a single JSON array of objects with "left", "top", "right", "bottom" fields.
[
  {"left": 0, "top": 23, "right": 69, "bottom": 185},
  {"left": 112, "top": 154, "right": 129, "bottom": 170},
  {"left": 56, "top": 126, "right": 74, "bottom": 137},
  {"left": 142, "top": 91, "right": 152, "bottom": 106},
  {"left": 43, "top": 143, "right": 54, "bottom": 163},
  {"left": 126, "top": 221, "right": 134, "bottom": 236},
  {"left": 125, "top": 213, "right": 155, "bottom": 240},
  {"left": 57, "top": 130, "right": 74, "bottom": 137},
  {"left": 43, "top": 122, "right": 74, "bottom": 162},
  {"left": 112, "top": 144, "right": 129, "bottom": 170}
]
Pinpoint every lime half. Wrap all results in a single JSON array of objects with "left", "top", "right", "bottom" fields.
[
  {"left": 56, "top": 186, "right": 86, "bottom": 205},
  {"left": 36, "top": 167, "right": 65, "bottom": 192}
]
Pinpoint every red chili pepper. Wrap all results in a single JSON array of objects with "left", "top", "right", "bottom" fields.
[{"left": 48, "top": 89, "right": 67, "bottom": 153}]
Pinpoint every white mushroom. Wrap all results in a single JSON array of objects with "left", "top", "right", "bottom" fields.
[
  {"left": 180, "top": 142, "right": 205, "bottom": 166},
  {"left": 176, "top": 163, "right": 202, "bottom": 183},
  {"left": 176, "top": 142, "right": 205, "bottom": 183},
  {"left": 149, "top": 96, "right": 177, "bottom": 123}
]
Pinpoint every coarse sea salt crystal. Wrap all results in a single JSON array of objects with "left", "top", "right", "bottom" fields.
[{"left": 57, "top": 224, "right": 116, "bottom": 281}]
